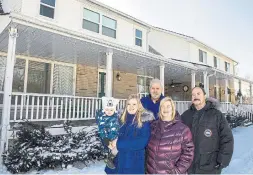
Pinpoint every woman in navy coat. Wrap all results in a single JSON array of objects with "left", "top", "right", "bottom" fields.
[{"left": 105, "top": 94, "right": 154, "bottom": 174}]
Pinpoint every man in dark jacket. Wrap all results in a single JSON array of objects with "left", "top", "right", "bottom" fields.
[
  {"left": 141, "top": 79, "right": 164, "bottom": 120},
  {"left": 181, "top": 86, "right": 234, "bottom": 174}
]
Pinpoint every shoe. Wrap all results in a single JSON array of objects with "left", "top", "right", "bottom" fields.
[{"left": 104, "top": 158, "right": 115, "bottom": 169}]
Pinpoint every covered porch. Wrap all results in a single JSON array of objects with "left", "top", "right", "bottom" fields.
[{"left": 0, "top": 13, "right": 251, "bottom": 124}]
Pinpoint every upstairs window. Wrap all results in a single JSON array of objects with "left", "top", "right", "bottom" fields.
[
  {"left": 102, "top": 15, "right": 117, "bottom": 38},
  {"left": 40, "top": 0, "right": 56, "bottom": 19},
  {"left": 83, "top": 8, "right": 100, "bottom": 33},
  {"left": 199, "top": 49, "right": 207, "bottom": 64},
  {"left": 214, "top": 56, "right": 217, "bottom": 68},
  {"left": 225, "top": 62, "right": 230, "bottom": 73},
  {"left": 135, "top": 29, "right": 142, "bottom": 47}
]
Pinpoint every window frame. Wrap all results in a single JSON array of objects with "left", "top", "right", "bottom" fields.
[
  {"left": 214, "top": 56, "right": 217, "bottom": 68},
  {"left": 102, "top": 15, "right": 117, "bottom": 38},
  {"left": 40, "top": 0, "right": 56, "bottom": 19},
  {"left": 82, "top": 8, "right": 100, "bottom": 33},
  {"left": 135, "top": 29, "right": 143, "bottom": 47},
  {"left": 199, "top": 49, "right": 207, "bottom": 64},
  {"left": 225, "top": 61, "right": 230, "bottom": 73}
]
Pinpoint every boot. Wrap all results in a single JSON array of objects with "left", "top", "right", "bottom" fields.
[{"left": 104, "top": 152, "right": 116, "bottom": 169}]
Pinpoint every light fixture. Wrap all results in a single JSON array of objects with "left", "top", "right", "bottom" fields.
[{"left": 116, "top": 72, "right": 121, "bottom": 81}]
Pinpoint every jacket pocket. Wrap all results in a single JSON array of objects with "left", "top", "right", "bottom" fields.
[{"left": 199, "top": 151, "right": 217, "bottom": 171}]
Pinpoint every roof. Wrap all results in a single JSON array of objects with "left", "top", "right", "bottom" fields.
[{"left": 88, "top": 0, "right": 238, "bottom": 64}]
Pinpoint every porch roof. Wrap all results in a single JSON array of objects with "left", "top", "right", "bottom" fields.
[{"left": 0, "top": 13, "right": 200, "bottom": 82}]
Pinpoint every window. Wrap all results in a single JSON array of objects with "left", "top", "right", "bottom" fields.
[
  {"left": 83, "top": 8, "right": 100, "bottom": 33},
  {"left": 53, "top": 64, "right": 74, "bottom": 95},
  {"left": 135, "top": 29, "right": 142, "bottom": 47},
  {"left": 27, "top": 61, "right": 51, "bottom": 94},
  {"left": 199, "top": 49, "right": 207, "bottom": 64},
  {"left": 12, "top": 59, "right": 25, "bottom": 92},
  {"left": 225, "top": 62, "right": 230, "bottom": 73},
  {"left": 102, "top": 15, "right": 117, "bottom": 38},
  {"left": 137, "top": 76, "right": 152, "bottom": 95},
  {"left": 214, "top": 56, "right": 217, "bottom": 68},
  {"left": 40, "top": 0, "right": 55, "bottom": 19}
]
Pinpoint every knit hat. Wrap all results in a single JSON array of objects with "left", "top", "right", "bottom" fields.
[{"left": 102, "top": 97, "right": 119, "bottom": 110}]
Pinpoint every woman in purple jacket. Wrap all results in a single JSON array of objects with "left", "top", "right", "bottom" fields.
[{"left": 146, "top": 97, "right": 194, "bottom": 174}]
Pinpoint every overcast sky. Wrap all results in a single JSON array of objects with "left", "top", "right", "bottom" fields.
[{"left": 97, "top": 0, "right": 253, "bottom": 78}]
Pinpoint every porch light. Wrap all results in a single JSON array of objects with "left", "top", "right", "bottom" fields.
[{"left": 116, "top": 72, "right": 121, "bottom": 81}]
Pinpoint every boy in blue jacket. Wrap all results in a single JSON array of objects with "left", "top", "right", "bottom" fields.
[{"left": 96, "top": 97, "right": 120, "bottom": 169}]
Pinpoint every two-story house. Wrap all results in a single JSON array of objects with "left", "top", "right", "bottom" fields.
[{"left": 0, "top": 0, "right": 252, "bottom": 124}]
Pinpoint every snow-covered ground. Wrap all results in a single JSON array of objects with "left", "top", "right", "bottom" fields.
[{"left": 1, "top": 125, "right": 253, "bottom": 174}]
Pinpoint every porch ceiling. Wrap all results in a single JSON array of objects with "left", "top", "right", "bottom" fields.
[{"left": 0, "top": 22, "right": 195, "bottom": 82}]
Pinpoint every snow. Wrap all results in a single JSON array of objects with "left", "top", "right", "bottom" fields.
[{"left": 1, "top": 125, "right": 253, "bottom": 174}]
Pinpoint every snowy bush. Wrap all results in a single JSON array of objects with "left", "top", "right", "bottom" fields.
[{"left": 2, "top": 121, "right": 106, "bottom": 174}]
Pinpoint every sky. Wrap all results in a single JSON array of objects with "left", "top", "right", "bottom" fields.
[{"left": 97, "top": 0, "right": 253, "bottom": 79}]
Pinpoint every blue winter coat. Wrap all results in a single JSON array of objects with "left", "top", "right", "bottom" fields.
[
  {"left": 141, "top": 94, "right": 164, "bottom": 120},
  {"left": 105, "top": 111, "right": 155, "bottom": 174},
  {"left": 95, "top": 109, "right": 120, "bottom": 141}
]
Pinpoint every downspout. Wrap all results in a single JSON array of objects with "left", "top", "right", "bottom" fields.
[{"left": 146, "top": 28, "right": 151, "bottom": 53}]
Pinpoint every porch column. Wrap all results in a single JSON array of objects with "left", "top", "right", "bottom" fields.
[
  {"left": 105, "top": 50, "right": 113, "bottom": 97},
  {"left": 191, "top": 71, "right": 196, "bottom": 89},
  {"left": 225, "top": 79, "right": 229, "bottom": 102},
  {"left": 159, "top": 63, "right": 165, "bottom": 95},
  {"left": 0, "top": 27, "right": 18, "bottom": 160},
  {"left": 203, "top": 71, "right": 208, "bottom": 95}
]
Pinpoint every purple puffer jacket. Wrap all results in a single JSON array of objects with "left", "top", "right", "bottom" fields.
[{"left": 146, "top": 115, "right": 194, "bottom": 174}]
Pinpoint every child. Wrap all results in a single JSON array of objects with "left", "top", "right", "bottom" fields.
[{"left": 96, "top": 96, "right": 120, "bottom": 169}]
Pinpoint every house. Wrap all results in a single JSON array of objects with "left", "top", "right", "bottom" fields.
[{"left": 0, "top": 0, "right": 252, "bottom": 146}]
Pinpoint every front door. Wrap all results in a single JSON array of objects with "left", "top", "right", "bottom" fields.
[{"left": 98, "top": 72, "right": 106, "bottom": 97}]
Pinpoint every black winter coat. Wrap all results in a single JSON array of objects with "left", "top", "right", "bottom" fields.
[{"left": 181, "top": 99, "right": 234, "bottom": 174}]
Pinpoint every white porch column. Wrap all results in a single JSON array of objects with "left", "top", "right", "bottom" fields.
[
  {"left": 203, "top": 71, "right": 208, "bottom": 94},
  {"left": 0, "top": 27, "right": 18, "bottom": 160},
  {"left": 159, "top": 63, "right": 165, "bottom": 95},
  {"left": 225, "top": 79, "right": 229, "bottom": 102},
  {"left": 191, "top": 71, "right": 196, "bottom": 89},
  {"left": 105, "top": 50, "right": 113, "bottom": 97}
]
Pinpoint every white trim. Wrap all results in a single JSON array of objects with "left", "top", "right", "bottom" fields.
[{"left": 137, "top": 74, "right": 153, "bottom": 79}]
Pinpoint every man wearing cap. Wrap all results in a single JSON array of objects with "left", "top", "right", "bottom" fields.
[{"left": 181, "top": 86, "right": 234, "bottom": 174}]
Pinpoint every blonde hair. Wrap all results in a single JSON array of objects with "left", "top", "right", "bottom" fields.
[
  {"left": 120, "top": 94, "right": 145, "bottom": 128},
  {"left": 158, "top": 97, "right": 176, "bottom": 121}
]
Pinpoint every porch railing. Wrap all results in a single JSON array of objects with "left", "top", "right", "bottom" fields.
[
  {"left": 2, "top": 92, "right": 253, "bottom": 122},
  {"left": 7, "top": 92, "right": 127, "bottom": 122}
]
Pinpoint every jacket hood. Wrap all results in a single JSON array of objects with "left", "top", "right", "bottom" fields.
[{"left": 117, "top": 108, "right": 155, "bottom": 122}]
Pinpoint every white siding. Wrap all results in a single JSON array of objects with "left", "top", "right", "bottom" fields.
[
  {"left": 19, "top": 0, "right": 148, "bottom": 52},
  {"left": 149, "top": 30, "right": 190, "bottom": 61}
]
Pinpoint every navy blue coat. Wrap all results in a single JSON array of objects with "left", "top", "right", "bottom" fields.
[
  {"left": 95, "top": 109, "right": 120, "bottom": 141},
  {"left": 141, "top": 95, "right": 164, "bottom": 120},
  {"left": 105, "top": 111, "right": 155, "bottom": 174}
]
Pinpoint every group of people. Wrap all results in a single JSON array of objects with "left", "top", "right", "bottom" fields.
[{"left": 96, "top": 79, "right": 234, "bottom": 174}]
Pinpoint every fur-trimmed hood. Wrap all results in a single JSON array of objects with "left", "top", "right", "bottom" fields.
[
  {"left": 190, "top": 97, "right": 221, "bottom": 111},
  {"left": 117, "top": 109, "right": 155, "bottom": 123}
]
